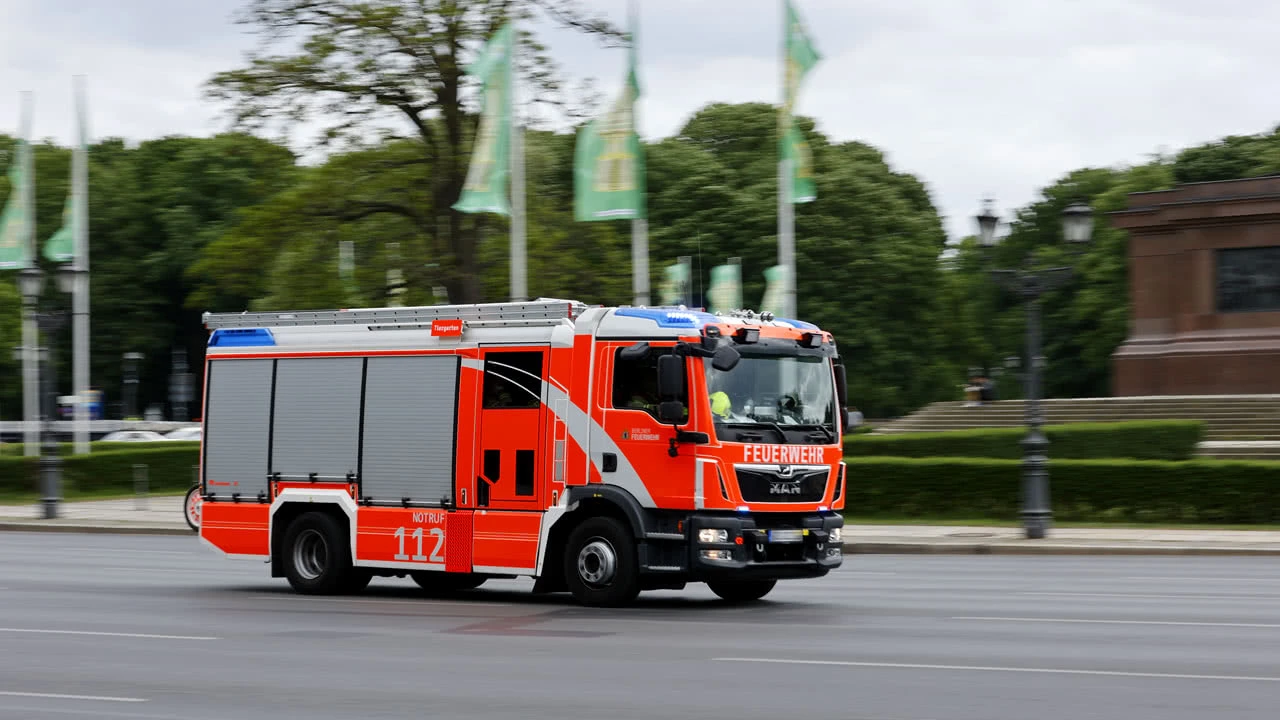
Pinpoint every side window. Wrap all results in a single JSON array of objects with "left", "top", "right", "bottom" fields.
[
  {"left": 482, "top": 351, "right": 544, "bottom": 409},
  {"left": 611, "top": 346, "right": 687, "bottom": 419}
]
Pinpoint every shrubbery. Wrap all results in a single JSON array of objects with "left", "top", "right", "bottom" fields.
[
  {"left": 843, "top": 456, "right": 1280, "bottom": 524},
  {"left": 843, "top": 420, "right": 1204, "bottom": 461},
  {"left": 0, "top": 444, "right": 199, "bottom": 496}
]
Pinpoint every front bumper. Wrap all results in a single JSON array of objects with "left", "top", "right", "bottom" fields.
[{"left": 686, "top": 512, "right": 844, "bottom": 580}]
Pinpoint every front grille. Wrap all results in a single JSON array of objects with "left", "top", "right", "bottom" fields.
[{"left": 735, "top": 465, "right": 829, "bottom": 503}]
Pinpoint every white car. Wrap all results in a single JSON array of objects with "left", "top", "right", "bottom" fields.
[
  {"left": 164, "top": 427, "right": 202, "bottom": 441},
  {"left": 99, "top": 430, "right": 167, "bottom": 442}
]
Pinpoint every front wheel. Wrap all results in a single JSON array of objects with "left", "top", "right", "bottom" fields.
[
  {"left": 706, "top": 578, "right": 777, "bottom": 603},
  {"left": 282, "top": 511, "right": 354, "bottom": 595},
  {"left": 183, "top": 485, "right": 201, "bottom": 532},
  {"left": 563, "top": 517, "right": 641, "bottom": 607}
]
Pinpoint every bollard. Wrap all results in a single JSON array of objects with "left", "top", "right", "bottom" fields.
[{"left": 133, "top": 463, "right": 149, "bottom": 511}]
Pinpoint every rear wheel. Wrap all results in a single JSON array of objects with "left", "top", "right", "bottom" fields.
[
  {"left": 563, "top": 516, "right": 640, "bottom": 607},
  {"left": 410, "top": 571, "right": 486, "bottom": 593},
  {"left": 183, "top": 485, "right": 201, "bottom": 532},
  {"left": 706, "top": 578, "right": 776, "bottom": 603},
  {"left": 282, "top": 511, "right": 353, "bottom": 595},
  {"left": 344, "top": 568, "right": 374, "bottom": 593}
]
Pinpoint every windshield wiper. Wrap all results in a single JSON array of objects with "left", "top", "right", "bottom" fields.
[
  {"left": 762, "top": 421, "right": 789, "bottom": 443},
  {"left": 723, "top": 420, "right": 789, "bottom": 443},
  {"left": 801, "top": 424, "right": 835, "bottom": 443}
]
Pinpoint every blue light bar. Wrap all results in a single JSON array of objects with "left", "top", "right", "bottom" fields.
[
  {"left": 209, "top": 328, "right": 277, "bottom": 347},
  {"left": 615, "top": 307, "right": 720, "bottom": 329}
]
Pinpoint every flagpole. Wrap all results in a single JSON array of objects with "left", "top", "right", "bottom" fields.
[
  {"left": 509, "top": 22, "right": 527, "bottom": 302},
  {"left": 18, "top": 91, "right": 38, "bottom": 457},
  {"left": 72, "top": 75, "right": 90, "bottom": 455},
  {"left": 778, "top": 0, "right": 795, "bottom": 321},
  {"left": 628, "top": 0, "right": 649, "bottom": 307}
]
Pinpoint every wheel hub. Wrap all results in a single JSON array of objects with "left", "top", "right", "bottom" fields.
[
  {"left": 577, "top": 538, "right": 617, "bottom": 587},
  {"left": 293, "top": 529, "right": 329, "bottom": 580}
]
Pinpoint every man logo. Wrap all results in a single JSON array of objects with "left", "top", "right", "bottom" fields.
[{"left": 770, "top": 465, "right": 801, "bottom": 495}]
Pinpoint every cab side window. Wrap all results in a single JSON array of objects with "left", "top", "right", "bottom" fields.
[{"left": 611, "top": 346, "right": 686, "bottom": 419}]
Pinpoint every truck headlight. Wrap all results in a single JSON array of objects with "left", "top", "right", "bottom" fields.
[
  {"left": 829, "top": 527, "right": 842, "bottom": 543},
  {"left": 698, "top": 528, "right": 729, "bottom": 543}
]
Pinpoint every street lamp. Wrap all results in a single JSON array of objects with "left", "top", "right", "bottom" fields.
[
  {"left": 974, "top": 198, "right": 1094, "bottom": 539},
  {"left": 17, "top": 265, "right": 79, "bottom": 519}
]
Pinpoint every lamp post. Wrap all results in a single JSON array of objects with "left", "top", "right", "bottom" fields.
[
  {"left": 123, "top": 352, "right": 144, "bottom": 420},
  {"left": 17, "top": 265, "right": 79, "bottom": 519},
  {"left": 974, "top": 198, "right": 1094, "bottom": 539}
]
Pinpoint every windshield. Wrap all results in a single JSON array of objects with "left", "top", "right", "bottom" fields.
[{"left": 702, "top": 351, "right": 837, "bottom": 444}]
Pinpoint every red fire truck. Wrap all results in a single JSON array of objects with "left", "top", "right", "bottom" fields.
[{"left": 197, "top": 298, "right": 849, "bottom": 607}]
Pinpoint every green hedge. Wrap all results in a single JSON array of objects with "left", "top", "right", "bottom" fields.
[
  {"left": 0, "top": 445, "right": 199, "bottom": 496},
  {"left": 844, "top": 456, "right": 1280, "bottom": 524},
  {"left": 0, "top": 441, "right": 200, "bottom": 456},
  {"left": 843, "top": 420, "right": 1204, "bottom": 461}
]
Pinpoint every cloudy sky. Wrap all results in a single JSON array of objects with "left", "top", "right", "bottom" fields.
[{"left": 2, "top": 0, "right": 1279, "bottom": 242}]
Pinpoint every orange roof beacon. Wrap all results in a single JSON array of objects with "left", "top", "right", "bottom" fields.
[{"left": 195, "top": 298, "right": 849, "bottom": 607}]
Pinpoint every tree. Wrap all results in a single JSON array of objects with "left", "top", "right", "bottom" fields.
[{"left": 204, "top": 0, "right": 626, "bottom": 304}]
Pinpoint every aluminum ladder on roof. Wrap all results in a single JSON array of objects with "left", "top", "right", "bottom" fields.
[{"left": 202, "top": 298, "right": 591, "bottom": 329}]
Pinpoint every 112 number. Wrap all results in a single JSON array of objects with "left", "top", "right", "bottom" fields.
[{"left": 394, "top": 526, "right": 445, "bottom": 562}]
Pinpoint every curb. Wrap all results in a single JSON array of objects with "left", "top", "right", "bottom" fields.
[
  {"left": 0, "top": 522, "right": 194, "bottom": 536},
  {"left": 1, "top": 523, "right": 1278, "bottom": 555},
  {"left": 842, "top": 541, "right": 1280, "bottom": 556}
]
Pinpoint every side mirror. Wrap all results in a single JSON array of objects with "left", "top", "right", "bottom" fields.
[
  {"left": 657, "top": 354, "right": 685, "bottom": 399},
  {"left": 656, "top": 354, "right": 687, "bottom": 426},
  {"left": 658, "top": 401, "right": 686, "bottom": 425},
  {"left": 845, "top": 408, "right": 861, "bottom": 429},
  {"left": 711, "top": 344, "right": 740, "bottom": 371},
  {"left": 834, "top": 363, "right": 848, "bottom": 408}
]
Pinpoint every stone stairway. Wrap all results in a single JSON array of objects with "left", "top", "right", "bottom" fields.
[{"left": 872, "top": 395, "right": 1280, "bottom": 460}]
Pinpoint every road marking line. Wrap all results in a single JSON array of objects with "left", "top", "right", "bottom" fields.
[
  {"left": 953, "top": 616, "right": 1280, "bottom": 629},
  {"left": 713, "top": 658, "right": 1280, "bottom": 682},
  {"left": 1018, "top": 591, "right": 1278, "bottom": 600},
  {"left": 0, "top": 691, "right": 147, "bottom": 703},
  {"left": 1128, "top": 576, "right": 1280, "bottom": 584},
  {"left": 0, "top": 628, "right": 216, "bottom": 641},
  {"left": 255, "top": 595, "right": 513, "bottom": 608}
]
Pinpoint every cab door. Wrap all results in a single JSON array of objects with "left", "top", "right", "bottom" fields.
[{"left": 474, "top": 347, "right": 547, "bottom": 509}]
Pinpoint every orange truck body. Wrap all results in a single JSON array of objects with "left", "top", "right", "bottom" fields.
[{"left": 197, "top": 298, "right": 848, "bottom": 606}]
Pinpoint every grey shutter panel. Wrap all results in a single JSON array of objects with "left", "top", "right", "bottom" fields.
[
  {"left": 203, "top": 359, "right": 273, "bottom": 493},
  {"left": 270, "top": 357, "right": 363, "bottom": 479},
  {"left": 360, "top": 355, "right": 459, "bottom": 503}
]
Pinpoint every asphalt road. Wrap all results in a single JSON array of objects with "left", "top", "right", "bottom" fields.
[{"left": 2, "top": 533, "right": 1279, "bottom": 720}]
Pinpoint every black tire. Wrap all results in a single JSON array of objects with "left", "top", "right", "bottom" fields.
[
  {"left": 706, "top": 578, "right": 777, "bottom": 603},
  {"left": 343, "top": 568, "right": 374, "bottom": 594},
  {"left": 282, "top": 511, "right": 353, "bottom": 595},
  {"left": 410, "top": 571, "right": 486, "bottom": 593},
  {"left": 183, "top": 485, "right": 201, "bottom": 532},
  {"left": 563, "top": 516, "right": 641, "bottom": 607}
]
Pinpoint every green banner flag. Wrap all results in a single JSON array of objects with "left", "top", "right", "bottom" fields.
[
  {"left": 43, "top": 194, "right": 75, "bottom": 263},
  {"left": 659, "top": 259, "right": 690, "bottom": 306},
  {"left": 706, "top": 261, "right": 742, "bottom": 314},
  {"left": 574, "top": 21, "right": 645, "bottom": 221},
  {"left": 454, "top": 23, "right": 515, "bottom": 215},
  {"left": 0, "top": 141, "right": 30, "bottom": 269},
  {"left": 760, "top": 264, "right": 787, "bottom": 316},
  {"left": 781, "top": 0, "right": 820, "bottom": 204}
]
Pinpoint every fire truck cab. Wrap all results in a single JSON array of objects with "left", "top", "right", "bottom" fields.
[{"left": 197, "top": 298, "right": 849, "bottom": 607}]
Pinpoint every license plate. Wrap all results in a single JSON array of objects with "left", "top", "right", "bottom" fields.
[{"left": 767, "top": 529, "right": 804, "bottom": 544}]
